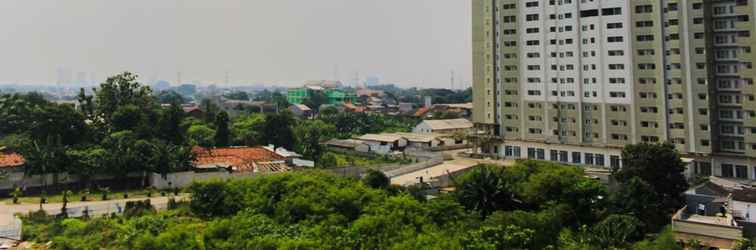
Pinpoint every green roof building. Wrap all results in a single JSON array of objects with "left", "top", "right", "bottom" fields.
[{"left": 287, "top": 86, "right": 356, "bottom": 105}]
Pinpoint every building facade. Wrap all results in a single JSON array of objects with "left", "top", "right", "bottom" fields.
[{"left": 472, "top": 0, "right": 756, "bottom": 176}]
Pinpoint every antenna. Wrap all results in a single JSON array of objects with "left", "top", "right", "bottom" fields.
[{"left": 450, "top": 70, "right": 455, "bottom": 90}]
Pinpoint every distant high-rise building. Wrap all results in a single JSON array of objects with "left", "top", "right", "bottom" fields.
[{"left": 472, "top": 0, "right": 756, "bottom": 177}]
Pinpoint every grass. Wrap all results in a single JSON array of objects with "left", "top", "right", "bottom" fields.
[
  {"left": 326, "top": 151, "right": 414, "bottom": 168},
  {"left": 2, "top": 187, "right": 177, "bottom": 205}
]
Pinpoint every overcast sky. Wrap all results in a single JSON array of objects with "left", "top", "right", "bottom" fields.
[{"left": 0, "top": 0, "right": 471, "bottom": 88}]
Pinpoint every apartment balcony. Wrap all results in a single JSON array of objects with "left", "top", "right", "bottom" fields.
[{"left": 672, "top": 206, "right": 743, "bottom": 249}]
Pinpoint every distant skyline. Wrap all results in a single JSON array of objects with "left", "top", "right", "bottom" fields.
[{"left": 0, "top": 1, "right": 471, "bottom": 88}]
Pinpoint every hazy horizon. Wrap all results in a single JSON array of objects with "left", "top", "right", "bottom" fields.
[{"left": 0, "top": 1, "right": 471, "bottom": 88}]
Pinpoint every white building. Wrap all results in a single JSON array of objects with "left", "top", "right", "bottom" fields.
[{"left": 413, "top": 119, "right": 474, "bottom": 134}]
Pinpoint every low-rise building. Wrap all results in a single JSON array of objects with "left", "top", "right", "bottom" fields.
[
  {"left": 413, "top": 118, "right": 474, "bottom": 134},
  {"left": 324, "top": 139, "right": 371, "bottom": 153},
  {"left": 192, "top": 146, "right": 289, "bottom": 173},
  {"left": 289, "top": 104, "right": 313, "bottom": 118},
  {"left": 357, "top": 134, "right": 408, "bottom": 155},
  {"left": 673, "top": 177, "right": 756, "bottom": 249}
]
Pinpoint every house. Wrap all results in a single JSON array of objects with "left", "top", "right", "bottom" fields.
[
  {"left": 342, "top": 103, "right": 366, "bottom": 113},
  {"left": 262, "top": 145, "right": 314, "bottom": 168},
  {"left": 182, "top": 106, "right": 204, "bottom": 119},
  {"left": 389, "top": 133, "right": 442, "bottom": 151},
  {"left": 412, "top": 119, "right": 474, "bottom": 134},
  {"left": 192, "top": 146, "right": 288, "bottom": 173},
  {"left": 289, "top": 104, "right": 313, "bottom": 118},
  {"left": 672, "top": 176, "right": 756, "bottom": 249},
  {"left": 0, "top": 147, "right": 24, "bottom": 173},
  {"left": 357, "top": 134, "right": 408, "bottom": 155},
  {"left": 324, "top": 139, "right": 371, "bottom": 153}
]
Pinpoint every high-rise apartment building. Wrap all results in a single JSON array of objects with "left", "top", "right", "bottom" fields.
[{"left": 472, "top": 0, "right": 756, "bottom": 178}]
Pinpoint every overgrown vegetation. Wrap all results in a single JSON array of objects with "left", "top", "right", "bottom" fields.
[{"left": 22, "top": 158, "right": 685, "bottom": 249}]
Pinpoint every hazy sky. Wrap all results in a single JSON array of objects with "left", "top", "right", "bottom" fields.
[{"left": 0, "top": 0, "right": 471, "bottom": 88}]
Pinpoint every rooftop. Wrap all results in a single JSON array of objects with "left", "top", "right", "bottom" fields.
[
  {"left": 0, "top": 150, "right": 24, "bottom": 169},
  {"left": 390, "top": 132, "right": 443, "bottom": 143},
  {"left": 358, "top": 134, "right": 406, "bottom": 143},
  {"left": 193, "top": 146, "right": 285, "bottom": 172},
  {"left": 421, "top": 119, "right": 474, "bottom": 130},
  {"left": 324, "top": 139, "right": 368, "bottom": 149}
]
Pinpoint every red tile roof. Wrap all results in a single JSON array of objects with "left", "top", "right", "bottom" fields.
[
  {"left": 414, "top": 107, "right": 430, "bottom": 117},
  {"left": 0, "top": 151, "right": 25, "bottom": 168},
  {"left": 192, "top": 146, "right": 285, "bottom": 172}
]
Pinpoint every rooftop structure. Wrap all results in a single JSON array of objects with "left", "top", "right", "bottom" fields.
[
  {"left": 413, "top": 119, "right": 474, "bottom": 134},
  {"left": 192, "top": 146, "right": 286, "bottom": 172}
]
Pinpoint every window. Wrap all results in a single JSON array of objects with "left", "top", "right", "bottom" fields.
[
  {"left": 526, "top": 14, "right": 539, "bottom": 21},
  {"left": 721, "top": 164, "right": 734, "bottom": 177},
  {"left": 696, "top": 162, "right": 712, "bottom": 176},
  {"left": 559, "top": 151, "right": 569, "bottom": 163},
  {"left": 736, "top": 165, "right": 748, "bottom": 179},
  {"left": 635, "top": 5, "right": 653, "bottom": 13},
  {"left": 608, "top": 36, "right": 624, "bottom": 43},
  {"left": 527, "top": 148, "right": 537, "bottom": 159},
  {"left": 505, "top": 146, "right": 521, "bottom": 157},
  {"left": 601, "top": 7, "right": 622, "bottom": 16},
  {"left": 572, "top": 152, "right": 581, "bottom": 164},
  {"left": 607, "top": 23, "right": 623, "bottom": 29},
  {"left": 610, "top": 155, "right": 621, "bottom": 168},
  {"left": 585, "top": 153, "right": 594, "bottom": 165},
  {"left": 550, "top": 150, "right": 559, "bottom": 161},
  {"left": 595, "top": 154, "right": 605, "bottom": 166}
]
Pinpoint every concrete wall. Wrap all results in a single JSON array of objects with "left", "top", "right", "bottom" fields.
[{"left": 150, "top": 171, "right": 267, "bottom": 189}]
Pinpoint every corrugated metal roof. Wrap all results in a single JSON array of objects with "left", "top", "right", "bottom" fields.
[
  {"left": 358, "top": 134, "right": 406, "bottom": 142},
  {"left": 421, "top": 119, "right": 474, "bottom": 130}
]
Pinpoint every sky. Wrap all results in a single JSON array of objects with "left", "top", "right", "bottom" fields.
[{"left": 0, "top": 0, "right": 471, "bottom": 88}]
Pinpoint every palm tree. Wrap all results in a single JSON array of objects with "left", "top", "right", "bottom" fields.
[{"left": 453, "top": 165, "right": 518, "bottom": 219}]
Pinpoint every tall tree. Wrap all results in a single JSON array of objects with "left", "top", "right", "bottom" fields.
[
  {"left": 158, "top": 101, "right": 186, "bottom": 145},
  {"left": 613, "top": 143, "right": 688, "bottom": 218},
  {"left": 92, "top": 72, "right": 155, "bottom": 127},
  {"left": 214, "top": 111, "right": 230, "bottom": 147},
  {"left": 262, "top": 110, "right": 295, "bottom": 150}
]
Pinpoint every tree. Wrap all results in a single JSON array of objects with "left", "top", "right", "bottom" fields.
[
  {"left": 461, "top": 225, "right": 535, "bottom": 250},
  {"left": 294, "top": 120, "right": 335, "bottom": 160},
  {"left": 157, "top": 91, "right": 186, "bottom": 104},
  {"left": 262, "top": 111, "right": 295, "bottom": 150},
  {"left": 231, "top": 114, "right": 265, "bottom": 146},
  {"left": 592, "top": 215, "right": 643, "bottom": 249},
  {"left": 200, "top": 98, "right": 219, "bottom": 125},
  {"left": 454, "top": 165, "right": 518, "bottom": 218},
  {"left": 158, "top": 101, "right": 186, "bottom": 145},
  {"left": 614, "top": 143, "right": 688, "bottom": 220},
  {"left": 223, "top": 91, "right": 250, "bottom": 101},
  {"left": 609, "top": 177, "right": 665, "bottom": 233},
  {"left": 92, "top": 72, "right": 156, "bottom": 128},
  {"left": 362, "top": 169, "right": 390, "bottom": 189},
  {"left": 214, "top": 111, "right": 230, "bottom": 147},
  {"left": 187, "top": 124, "right": 215, "bottom": 147}
]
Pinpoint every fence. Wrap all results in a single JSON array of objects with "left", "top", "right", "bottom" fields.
[{"left": 150, "top": 171, "right": 269, "bottom": 189}]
